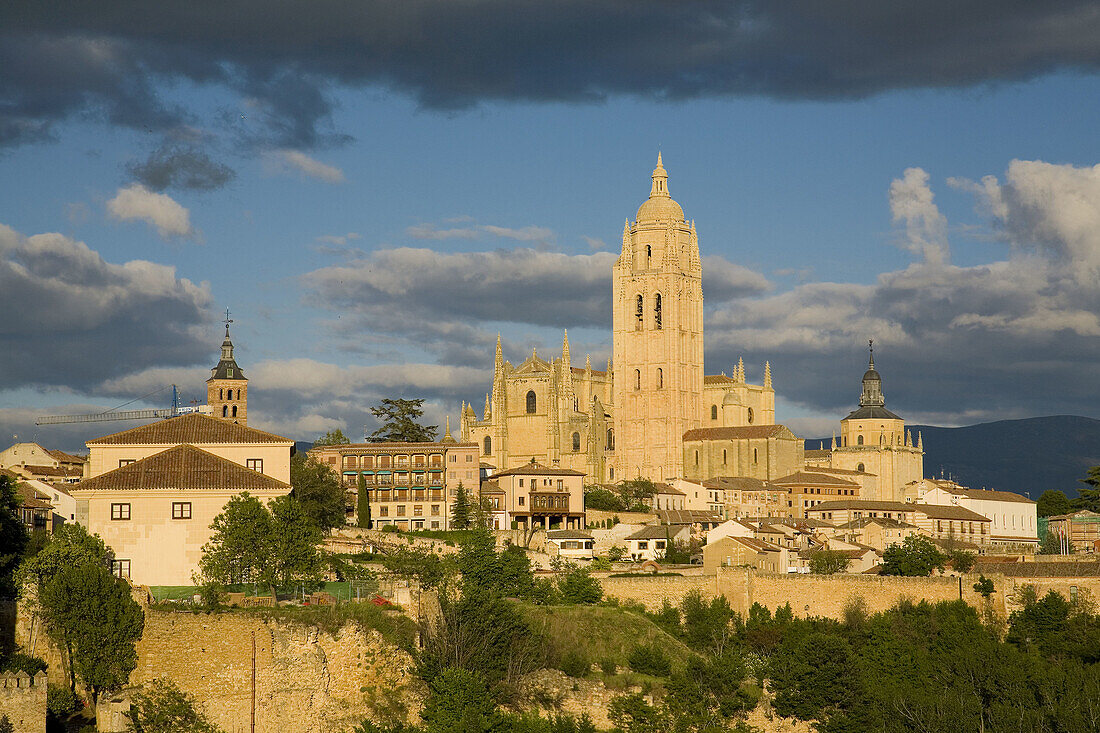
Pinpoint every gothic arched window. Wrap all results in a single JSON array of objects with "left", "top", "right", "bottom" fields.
[
  {"left": 645, "top": 244, "right": 651, "bottom": 260},
  {"left": 657, "top": 368, "right": 663, "bottom": 389},
  {"left": 711, "top": 405, "right": 718, "bottom": 420},
  {"left": 654, "top": 293, "right": 662, "bottom": 330},
  {"left": 526, "top": 390, "right": 537, "bottom": 414},
  {"left": 753, "top": 448, "right": 758, "bottom": 465},
  {"left": 484, "top": 436, "right": 492, "bottom": 455},
  {"left": 606, "top": 429, "right": 615, "bottom": 450},
  {"left": 572, "top": 432, "right": 581, "bottom": 451},
  {"left": 857, "top": 435, "right": 864, "bottom": 446},
  {"left": 635, "top": 294, "right": 644, "bottom": 329},
  {"left": 747, "top": 407, "right": 754, "bottom": 424},
  {"left": 231, "top": 405, "right": 237, "bottom": 417},
  {"left": 222, "top": 405, "right": 228, "bottom": 417},
  {"left": 634, "top": 369, "right": 641, "bottom": 390},
  {"left": 219, "top": 388, "right": 224, "bottom": 400},
  {"left": 857, "top": 463, "right": 865, "bottom": 473}
]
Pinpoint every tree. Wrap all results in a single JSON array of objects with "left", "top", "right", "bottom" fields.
[
  {"left": 1037, "top": 489, "right": 1073, "bottom": 518},
  {"left": 313, "top": 428, "right": 351, "bottom": 447},
  {"left": 126, "top": 678, "right": 223, "bottom": 733},
  {"left": 1075, "top": 466, "right": 1100, "bottom": 512},
  {"left": 556, "top": 565, "right": 602, "bottom": 604},
  {"left": 470, "top": 491, "right": 491, "bottom": 531},
  {"left": 199, "top": 493, "right": 273, "bottom": 586},
  {"left": 39, "top": 562, "right": 144, "bottom": 704},
  {"left": 368, "top": 398, "right": 437, "bottom": 443},
  {"left": 879, "top": 535, "right": 948, "bottom": 577},
  {"left": 357, "top": 474, "right": 372, "bottom": 529},
  {"left": 451, "top": 483, "right": 471, "bottom": 530},
  {"left": 583, "top": 488, "right": 626, "bottom": 512},
  {"left": 808, "top": 549, "right": 851, "bottom": 575},
  {"left": 268, "top": 495, "right": 323, "bottom": 589},
  {"left": 17, "top": 523, "right": 114, "bottom": 592},
  {"left": 0, "top": 474, "right": 29, "bottom": 597},
  {"left": 383, "top": 545, "right": 453, "bottom": 591},
  {"left": 290, "top": 452, "right": 346, "bottom": 529},
  {"left": 973, "top": 575, "right": 996, "bottom": 599},
  {"left": 950, "top": 549, "right": 976, "bottom": 573},
  {"left": 0, "top": 716, "right": 11, "bottom": 733},
  {"left": 419, "top": 667, "right": 503, "bottom": 733}
]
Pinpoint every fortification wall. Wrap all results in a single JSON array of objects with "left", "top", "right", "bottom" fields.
[
  {"left": 1001, "top": 576, "right": 1100, "bottom": 614},
  {"left": 0, "top": 671, "right": 47, "bottom": 733},
  {"left": 598, "top": 574, "right": 716, "bottom": 610}
]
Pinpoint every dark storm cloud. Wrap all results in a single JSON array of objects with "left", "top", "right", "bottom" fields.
[
  {"left": 0, "top": 223, "right": 213, "bottom": 390},
  {"left": 3, "top": 2, "right": 1100, "bottom": 148},
  {"left": 127, "top": 145, "right": 236, "bottom": 192}
]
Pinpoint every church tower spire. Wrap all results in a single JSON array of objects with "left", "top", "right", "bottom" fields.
[
  {"left": 207, "top": 309, "right": 248, "bottom": 425},
  {"left": 859, "top": 339, "right": 886, "bottom": 407}
]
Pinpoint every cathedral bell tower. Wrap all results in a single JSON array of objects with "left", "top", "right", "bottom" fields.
[
  {"left": 207, "top": 310, "right": 248, "bottom": 425},
  {"left": 612, "top": 154, "right": 704, "bottom": 480}
]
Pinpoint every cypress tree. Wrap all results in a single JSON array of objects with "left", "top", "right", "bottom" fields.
[
  {"left": 356, "top": 474, "right": 371, "bottom": 529},
  {"left": 451, "top": 482, "right": 470, "bottom": 530}
]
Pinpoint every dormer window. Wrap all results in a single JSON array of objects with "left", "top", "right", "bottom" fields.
[{"left": 227, "top": 368, "right": 234, "bottom": 377}]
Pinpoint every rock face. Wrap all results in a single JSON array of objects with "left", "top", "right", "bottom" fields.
[{"left": 130, "top": 611, "right": 422, "bottom": 733}]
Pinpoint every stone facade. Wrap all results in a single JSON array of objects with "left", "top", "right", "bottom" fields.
[
  {"left": 462, "top": 156, "right": 775, "bottom": 483},
  {"left": 682, "top": 425, "right": 803, "bottom": 484},
  {"left": 0, "top": 671, "right": 47, "bottom": 733}
]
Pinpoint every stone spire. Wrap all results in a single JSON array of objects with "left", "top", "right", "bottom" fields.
[
  {"left": 859, "top": 339, "right": 886, "bottom": 407},
  {"left": 736, "top": 357, "right": 745, "bottom": 383},
  {"left": 442, "top": 415, "right": 456, "bottom": 443},
  {"left": 561, "top": 330, "right": 575, "bottom": 405},
  {"left": 764, "top": 361, "right": 772, "bottom": 390},
  {"left": 917, "top": 431, "right": 924, "bottom": 450},
  {"left": 650, "top": 152, "right": 669, "bottom": 198},
  {"left": 619, "top": 219, "right": 632, "bottom": 268},
  {"left": 905, "top": 429, "right": 912, "bottom": 447},
  {"left": 831, "top": 432, "right": 837, "bottom": 451},
  {"left": 483, "top": 393, "right": 491, "bottom": 420},
  {"left": 494, "top": 334, "right": 503, "bottom": 371}
]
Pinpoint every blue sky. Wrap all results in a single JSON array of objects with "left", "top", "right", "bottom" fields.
[{"left": 4, "top": 3, "right": 1100, "bottom": 451}]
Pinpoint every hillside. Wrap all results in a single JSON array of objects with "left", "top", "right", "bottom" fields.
[{"left": 809, "top": 415, "right": 1100, "bottom": 498}]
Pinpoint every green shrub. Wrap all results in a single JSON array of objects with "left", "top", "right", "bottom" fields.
[
  {"left": 628, "top": 642, "right": 672, "bottom": 677},
  {"left": 559, "top": 650, "right": 590, "bottom": 678},
  {"left": 381, "top": 524, "right": 400, "bottom": 533},
  {"left": 47, "top": 684, "right": 83, "bottom": 718},
  {"left": 599, "top": 657, "right": 617, "bottom": 675},
  {"left": 589, "top": 557, "right": 612, "bottom": 572},
  {"left": 1, "top": 652, "right": 47, "bottom": 676}
]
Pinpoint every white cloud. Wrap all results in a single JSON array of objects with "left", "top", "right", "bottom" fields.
[
  {"left": 405, "top": 223, "right": 479, "bottom": 240},
  {"left": 583, "top": 236, "right": 607, "bottom": 250},
  {"left": 272, "top": 149, "right": 346, "bottom": 183},
  {"left": 106, "top": 184, "right": 194, "bottom": 239},
  {"left": 315, "top": 232, "right": 361, "bottom": 246},
  {"left": 406, "top": 220, "right": 554, "bottom": 244},
  {"left": 889, "top": 167, "right": 949, "bottom": 265}
]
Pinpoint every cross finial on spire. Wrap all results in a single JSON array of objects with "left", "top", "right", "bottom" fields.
[
  {"left": 868, "top": 338, "right": 874, "bottom": 369},
  {"left": 650, "top": 152, "right": 669, "bottom": 198},
  {"left": 224, "top": 308, "right": 233, "bottom": 337}
]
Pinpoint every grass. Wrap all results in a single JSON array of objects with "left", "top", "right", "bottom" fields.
[
  {"left": 517, "top": 602, "right": 696, "bottom": 673},
  {"left": 402, "top": 529, "right": 483, "bottom": 544},
  {"left": 232, "top": 601, "right": 417, "bottom": 649},
  {"left": 148, "top": 581, "right": 370, "bottom": 603}
]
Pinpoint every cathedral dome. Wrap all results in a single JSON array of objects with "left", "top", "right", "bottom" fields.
[{"left": 635, "top": 153, "right": 684, "bottom": 223}]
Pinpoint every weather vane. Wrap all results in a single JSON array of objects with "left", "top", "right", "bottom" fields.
[{"left": 224, "top": 308, "right": 233, "bottom": 336}]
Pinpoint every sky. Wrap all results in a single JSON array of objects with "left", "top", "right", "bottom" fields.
[{"left": 5, "top": 2, "right": 1100, "bottom": 452}]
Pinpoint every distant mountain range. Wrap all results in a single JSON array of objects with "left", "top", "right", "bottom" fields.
[{"left": 808, "top": 415, "right": 1100, "bottom": 499}]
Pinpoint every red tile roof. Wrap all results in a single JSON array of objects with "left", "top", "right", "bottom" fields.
[
  {"left": 87, "top": 413, "right": 292, "bottom": 446},
  {"left": 682, "top": 425, "right": 797, "bottom": 441},
  {"left": 75, "top": 444, "right": 291, "bottom": 492},
  {"left": 773, "top": 471, "right": 860, "bottom": 488}
]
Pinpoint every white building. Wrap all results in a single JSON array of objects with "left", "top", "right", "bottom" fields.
[{"left": 915, "top": 480, "right": 1038, "bottom": 549}]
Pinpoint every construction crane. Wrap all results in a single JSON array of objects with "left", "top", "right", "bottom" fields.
[{"left": 35, "top": 384, "right": 204, "bottom": 425}]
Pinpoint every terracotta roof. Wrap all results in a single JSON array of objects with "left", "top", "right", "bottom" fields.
[
  {"left": 813, "top": 467, "right": 877, "bottom": 477},
  {"left": 773, "top": 471, "right": 860, "bottom": 488},
  {"left": 702, "top": 476, "right": 776, "bottom": 491},
  {"left": 936, "top": 487, "right": 1035, "bottom": 504},
  {"left": 836, "top": 517, "right": 918, "bottom": 530},
  {"left": 799, "top": 546, "right": 874, "bottom": 560},
  {"left": 74, "top": 444, "right": 291, "bottom": 492},
  {"left": 914, "top": 504, "right": 991, "bottom": 522},
  {"left": 17, "top": 484, "right": 52, "bottom": 510},
  {"left": 804, "top": 449, "right": 831, "bottom": 459},
  {"left": 547, "top": 529, "right": 593, "bottom": 540},
  {"left": 488, "top": 462, "right": 585, "bottom": 479},
  {"left": 46, "top": 449, "right": 86, "bottom": 464},
  {"left": 715, "top": 535, "right": 783, "bottom": 553},
  {"left": 653, "top": 482, "right": 685, "bottom": 496},
  {"left": 1048, "top": 510, "right": 1100, "bottom": 520},
  {"left": 703, "top": 375, "right": 736, "bottom": 385},
  {"left": 974, "top": 561, "right": 1100, "bottom": 577},
  {"left": 805, "top": 499, "right": 913, "bottom": 513},
  {"left": 627, "top": 525, "right": 683, "bottom": 540},
  {"left": 17, "top": 465, "right": 78, "bottom": 477},
  {"left": 87, "top": 413, "right": 292, "bottom": 446},
  {"left": 479, "top": 480, "right": 505, "bottom": 495},
  {"left": 308, "top": 441, "right": 476, "bottom": 452},
  {"left": 682, "top": 425, "right": 797, "bottom": 442},
  {"left": 656, "top": 509, "right": 724, "bottom": 525}
]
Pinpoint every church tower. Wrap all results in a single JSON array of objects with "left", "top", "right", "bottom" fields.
[
  {"left": 207, "top": 311, "right": 248, "bottom": 425},
  {"left": 612, "top": 154, "right": 704, "bottom": 480}
]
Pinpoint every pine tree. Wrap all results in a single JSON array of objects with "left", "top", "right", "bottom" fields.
[
  {"left": 451, "top": 482, "right": 470, "bottom": 530},
  {"left": 356, "top": 474, "right": 371, "bottom": 529}
]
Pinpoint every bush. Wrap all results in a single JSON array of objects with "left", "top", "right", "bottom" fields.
[
  {"left": 1, "top": 652, "right": 47, "bottom": 676},
  {"left": 559, "top": 650, "right": 590, "bottom": 678},
  {"left": 599, "top": 657, "right": 617, "bottom": 675},
  {"left": 628, "top": 643, "right": 672, "bottom": 677},
  {"left": 557, "top": 567, "right": 602, "bottom": 605},
  {"left": 590, "top": 557, "right": 612, "bottom": 572},
  {"left": 607, "top": 545, "right": 626, "bottom": 562},
  {"left": 381, "top": 524, "right": 400, "bottom": 533},
  {"left": 47, "top": 684, "right": 83, "bottom": 718}
]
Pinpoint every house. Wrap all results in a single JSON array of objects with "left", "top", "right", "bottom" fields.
[
  {"left": 0, "top": 442, "right": 86, "bottom": 483},
  {"left": 1046, "top": 511, "right": 1100, "bottom": 554},
  {"left": 702, "top": 476, "right": 788, "bottom": 518},
  {"left": 705, "top": 518, "right": 758, "bottom": 545},
  {"left": 85, "top": 413, "right": 294, "bottom": 483},
  {"left": 910, "top": 503, "right": 992, "bottom": 547},
  {"left": 804, "top": 499, "right": 917, "bottom": 525},
  {"left": 914, "top": 480, "right": 1038, "bottom": 549},
  {"left": 547, "top": 529, "right": 595, "bottom": 561},
  {"left": 649, "top": 482, "right": 687, "bottom": 511},
  {"left": 796, "top": 539, "right": 880, "bottom": 574},
  {"left": 703, "top": 535, "right": 787, "bottom": 573},
  {"left": 72, "top": 444, "right": 291, "bottom": 585},
  {"left": 828, "top": 516, "right": 922, "bottom": 553},
  {"left": 772, "top": 470, "right": 862, "bottom": 519},
  {"left": 485, "top": 461, "right": 586, "bottom": 531},
  {"left": 15, "top": 482, "right": 52, "bottom": 534},
  {"left": 624, "top": 524, "right": 689, "bottom": 562},
  {"left": 20, "top": 478, "right": 76, "bottom": 529},
  {"left": 308, "top": 437, "right": 480, "bottom": 530}
]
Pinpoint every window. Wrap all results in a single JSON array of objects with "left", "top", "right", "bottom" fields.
[
  {"left": 222, "top": 405, "right": 228, "bottom": 417},
  {"left": 635, "top": 294, "right": 644, "bottom": 328},
  {"left": 857, "top": 435, "right": 864, "bottom": 445},
  {"left": 466, "top": 454, "right": 473, "bottom": 462},
  {"left": 119, "top": 459, "right": 135, "bottom": 467},
  {"left": 414, "top": 505, "right": 423, "bottom": 516},
  {"left": 857, "top": 463, "right": 865, "bottom": 473},
  {"left": 237, "top": 389, "right": 242, "bottom": 400},
  {"left": 172, "top": 502, "right": 192, "bottom": 520},
  {"left": 227, "top": 368, "right": 234, "bottom": 377},
  {"left": 645, "top": 244, "right": 651, "bottom": 260},
  {"left": 378, "top": 506, "right": 388, "bottom": 517},
  {"left": 112, "top": 559, "right": 131, "bottom": 579},
  {"left": 431, "top": 504, "right": 440, "bottom": 515},
  {"left": 572, "top": 432, "right": 581, "bottom": 451},
  {"left": 219, "top": 388, "right": 224, "bottom": 400},
  {"left": 634, "top": 369, "right": 641, "bottom": 390},
  {"left": 449, "top": 454, "right": 456, "bottom": 463},
  {"left": 747, "top": 407, "right": 754, "bottom": 424},
  {"left": 753, "top": 448, "right": 758, "bottom": 465},
  {"left": 397, "top": 505, "right": 406, "bottom": 516},
  {"left": 484, "top": 436, "right": 492, "bottom": 455},
  {"left": 711, "top": 404, "right": 718, "bottom": 420},
  {"left": 519, "top": 496, "right": 525, "bottom": 506},
  {"left": 606, "top": 429, "right": 614, "bottom": 450},
  {"left": 657, "top": 368, "right": 663, "bottom": 388},
  {"left": 111, "top": 503, "right": 131, "bottom": 521},
  {"left": 526, "top": 390, "right": 537, "bottom": 414},
  {"left": 638, "top": 541, "right": 648, "bottom": 550},
  {"left": 231, "top": 405, "right": 238, "bottom": 418},
  {"left": 722, "top": 449, "right": 727, "bottom": 465},
  {"left": 695, "top": 450, "right": 699, "bottom": 466},
  {"left": 519, "top": 478, "right": 524, "bottom": 487},
  {"left": 557, "top": 479, "right": 563, "bottom": 489},
  {"left": 654, "top": 293, "right": 662, "bottom": 329}
]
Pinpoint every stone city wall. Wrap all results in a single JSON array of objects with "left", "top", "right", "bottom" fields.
[
  {"left": 598, "top": 573, "right": 716, "bottom": 611},
  {"left": 0, "top": 671, "right": 47, "bottom": 733}
]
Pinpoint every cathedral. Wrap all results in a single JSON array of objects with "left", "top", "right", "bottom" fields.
[{"left": 460, "top": 155, "right": 775, "bottom": 482}]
